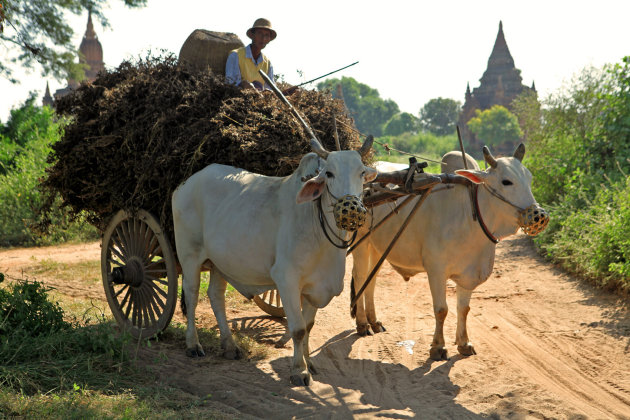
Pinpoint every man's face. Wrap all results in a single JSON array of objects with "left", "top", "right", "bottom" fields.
[{"left": 252, "top": 28, "right": 272, "bottom": 50}]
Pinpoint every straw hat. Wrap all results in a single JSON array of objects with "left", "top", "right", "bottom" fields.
[{"left": 246, "top": 18, "right": 277, "bottom": 41}]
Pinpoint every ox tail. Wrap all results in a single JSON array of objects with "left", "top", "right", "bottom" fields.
[
  {"left": 180, "top": 288, "right": 188, "bottom": 319},
  {"left": 350, "top": 276, "right": 357, "bottom": 319}
]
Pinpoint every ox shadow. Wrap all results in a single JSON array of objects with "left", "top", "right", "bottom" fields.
[
  {"left": 265, "top": 329, "right": 483, "bottom": 419},
  {"left": 145, "top": 315, "right": 483, "bottom": 418}
]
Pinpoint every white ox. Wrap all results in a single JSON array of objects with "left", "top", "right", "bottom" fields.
[
  {"left": 172, "top": 137, "right": 377, "bottom": 386},
  {"left": 351, "top": 144, "right": 549, "bottom": 360}
]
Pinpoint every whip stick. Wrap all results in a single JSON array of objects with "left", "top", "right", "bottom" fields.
[{"left": 295, "top": 61, "right": 359, "bottom": 87}]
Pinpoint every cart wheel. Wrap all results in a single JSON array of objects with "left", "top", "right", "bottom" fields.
[
  {"left": 253, "top": 289, "right": 285, "bottom": 318},
  {"left": 101, "top": 209, "right": 178, "bottom": 339}
]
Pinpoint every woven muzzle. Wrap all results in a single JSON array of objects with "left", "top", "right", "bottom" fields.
[
  {"left": 518, "top": 204, "right": 549, "bottom": 236},
  {"left": 333, "top": 195, "right": 367, "bottom": 231}
]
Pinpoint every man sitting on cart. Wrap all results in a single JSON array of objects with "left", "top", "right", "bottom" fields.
[{"left": 225, "top": 18, "right": 276, "bottom": 91}]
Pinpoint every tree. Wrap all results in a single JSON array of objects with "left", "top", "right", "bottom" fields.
[
  {"left": 419, "top": 97, "right": 461, "bottom": 136},
  {"left": 317, "top": 76, "right": 399, "bottom": 137},
  {"left": 467, "top": 105, "right": 523, "bottom": 148},
  {"left": 0, "top": 0, "right": 147, "bottom": 83},
  {"left": 383, "top": 112, "right": 419, "bottom": 136}
]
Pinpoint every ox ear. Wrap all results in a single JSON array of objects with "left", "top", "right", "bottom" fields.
[
  {"left": 296, "top": 176, "right": 326, "bottom": 204},
  {"left": 364, "top": 167, "right": 378, "bottom": 183},
  {"left": 455, "top": 169, "right": 489, "bottom": 184}
]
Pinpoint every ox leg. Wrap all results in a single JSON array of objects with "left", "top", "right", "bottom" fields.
[
  {"left": 208, "top": 268, "right": 245, "bottom": 360},
  {"left": 351, "top": 243, "right": 384, "bottom": 336},
  {"left": 273, "top": 273, "right": 311, "bottom": 386},
  {"left": 428, "top": 272, "right": 449, "bottom": 361},
  {"left": 181, "top": 259, "right": 205, "bottom": 357},
  {"left": 301, "top": 296, "right": 318, "bottom": 375},
  {"left": 456, "top": 286, "right": 476, "bottom": 356}
]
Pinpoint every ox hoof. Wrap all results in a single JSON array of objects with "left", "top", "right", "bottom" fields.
[
  {"left": 370, "top": 321, "right": 387, "bottom": 333},
  {"left": 430, "top": 347, "right": 448, "bottom": 361},
  {"left": 223, "top": 346, "right": 245, "bottom": 360},
  {"left": 290, "top": 373, "right": 312, "bottom": 387},
  {"left": 457, "top": 343, "right": 477, "bottom": 357},
  {"left": 356, "top": 323, "right": 372, "bottom": 336},
  {"left": 186, "top": 347, "right": 206, "bottom": 358}
]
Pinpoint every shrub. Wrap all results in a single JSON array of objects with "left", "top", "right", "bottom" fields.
[
  {"left": 0, "top": 95, "right": 99, "bottom": 246},
  {"left": 0, "top": 278, "right": 132, "bottom": 394},
  {"left": 514, "top": 58, "right": 630, "bottom": 292}
]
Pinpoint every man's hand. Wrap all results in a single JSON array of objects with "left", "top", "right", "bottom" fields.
[
  {"left": 282, "top": 86, "right": 298, "bottom": 96},
  {"left": 239, "top": 80, "right": 257, "bottom": 90}
]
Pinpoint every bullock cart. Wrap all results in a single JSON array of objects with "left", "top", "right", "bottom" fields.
[
  {"left": 99, "top": 157, "right": 460, "bottom": 338},
  {"left": 94, "top": 66, "right": 454, "bottom": 339}
]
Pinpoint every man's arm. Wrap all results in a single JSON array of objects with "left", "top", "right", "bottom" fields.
[{"left": 225, "top": 51, "right": 241, "bottom": 86}]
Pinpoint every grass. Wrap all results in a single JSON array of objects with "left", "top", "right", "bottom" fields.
[{"left": 0, "top": 254, "right": 277, "bottom": 419}]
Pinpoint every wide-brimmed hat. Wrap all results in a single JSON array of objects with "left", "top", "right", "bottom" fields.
[{"left": 246, "top": 18, "right": 277, "bottom": 41}]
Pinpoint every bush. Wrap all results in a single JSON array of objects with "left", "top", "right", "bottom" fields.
[
  {"left": 514, "top": 57, "right": 630, "bottom": 292},
  {"left": 0, "top": 280, "right": 68, "bottom": 336},
  {"left": 0, "top": 278, "right": 132, "bottom": 394},
  {"left": 0, "top": 95, "right": 99, "bottom": 247}
]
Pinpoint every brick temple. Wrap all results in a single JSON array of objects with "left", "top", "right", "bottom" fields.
[
  {"left": 43, "top": 12, "right": 105, "bottom": 106},
  {"left": 458, "top": 21, "right": 536, "bottom": 151}
]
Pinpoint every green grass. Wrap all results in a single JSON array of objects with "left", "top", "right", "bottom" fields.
[{"left": 0, "top": 256, "right": 272, "bottom": 419}]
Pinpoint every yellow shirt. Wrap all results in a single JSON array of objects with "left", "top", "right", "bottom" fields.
[{"left": 232, "top": 46, "right": 270, "bottom": 87}]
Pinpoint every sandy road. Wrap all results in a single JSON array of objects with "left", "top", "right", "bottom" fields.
[{"left": 1, "top": 234, "right": 628, "bottom": 418}]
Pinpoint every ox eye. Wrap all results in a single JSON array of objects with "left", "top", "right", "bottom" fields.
[
  {"left": 502, "top": 179, "right": 513, "bottom": 186},
  {"left": 326, "top": 171, "right": 335, "bottom": 178}
]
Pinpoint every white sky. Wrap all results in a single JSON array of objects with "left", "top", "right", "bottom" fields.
[{"left": 1, "top": 0, "right": 629, "bottom": 122}]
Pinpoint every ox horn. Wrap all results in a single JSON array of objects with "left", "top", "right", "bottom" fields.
[
  {"left": 513, "top": 143, "right": 526, "bottom": 162},
  {"left": 310, "top": 137, "right": 330, "bottom": 159},
  {"left": 358, "top": 135, "right": 374, "bottom": 158},
  {"left": 483, "top": 146, "right": 498, "bottom": 169}
]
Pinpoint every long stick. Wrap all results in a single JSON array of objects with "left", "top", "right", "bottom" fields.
[
  {"left": 295, "top": 61, "right": 359, "bottom": 87},
  {"left": 258, "top": 69, "right": 319, "bottom": 141},
  {"left": 456, "top": 125, "right": 477, "bottom": 221}
]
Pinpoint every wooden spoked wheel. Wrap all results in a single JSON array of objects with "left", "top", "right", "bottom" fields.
[
  {"left": 101, "top": 210, "right": 178, "bottom": 339},
  {"left": 253, "top": 289, "right": 285, "bottom": 318}
]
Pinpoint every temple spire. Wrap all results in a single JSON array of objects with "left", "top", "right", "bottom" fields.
[
  {"left": 85, "top": 11, "right": 96, "bottom": 39},
  {"left": 42, "top": 81, "right": 53, "bottom": 107}
]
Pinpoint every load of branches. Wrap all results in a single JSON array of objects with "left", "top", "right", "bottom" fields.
[{"left": 38, "top": 55, "right": 364, "bottom": 242}]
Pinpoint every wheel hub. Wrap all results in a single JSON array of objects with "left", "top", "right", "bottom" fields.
[{"left": 109, "top": 257, "right": 145, "bottom": 287}]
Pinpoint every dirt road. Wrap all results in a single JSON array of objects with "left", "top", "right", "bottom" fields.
[{"left": 1, "top": 234, "right": 629, "bottom": 419}]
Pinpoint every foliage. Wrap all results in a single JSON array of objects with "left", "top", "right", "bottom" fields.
[
  {"left": 0, "top": 0, "right": 147, "bottom": 83},
  {"left": 467, "top": 105, "right": 523, "bottom": 148},
  {"left": 514, "top": 58, "right": 630, "bottom": 292},
  {"left": 374, "top": 132, "right": 458, "bottom": 163},
  {"left": 419, "top": 97, "right": 461, "bottom": 136},
  {"left": 0, "top": 279, "right": 67, "bottom": 336},
  {"left": 317, "top": 76, "right": 399, "bottom": 136},
  {"left": 0, "top": 278, "right": 134, "bottom": 395},
  {"left": 0, "top": 95, "right": 98, "bottom": 246},
  {"left": 383, "top": 112, "right": 419, "bottom": 136}
]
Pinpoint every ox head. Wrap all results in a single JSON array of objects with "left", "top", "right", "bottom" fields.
[
  {"left": 296, "top": 135, "right": 378, "bottom": 231},
  {"left": 455, "top": 144, "right": 549, "bottom": 236}
]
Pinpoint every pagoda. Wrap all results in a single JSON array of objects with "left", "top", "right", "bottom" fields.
[
  {"left": 44, "top": 12, "right": 105, "bottom": 104},
  {"left": 458, "top": 21, "right": 536, "bottom": 150}
]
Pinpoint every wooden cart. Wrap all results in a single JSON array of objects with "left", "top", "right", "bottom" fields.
[
  {"left": 99, "top": 162, "right": 467, "bottom": 338},
  {"left": 99, "top": 69, "right": 470, "bottom": 339}
]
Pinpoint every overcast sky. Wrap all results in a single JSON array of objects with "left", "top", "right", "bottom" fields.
[{"left": 1, "top": 0, "right": 629, "bottom": 122}]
